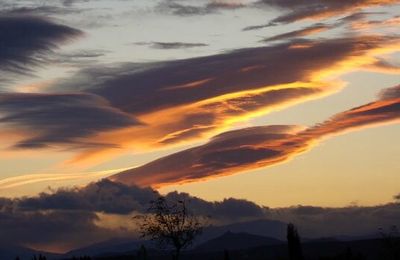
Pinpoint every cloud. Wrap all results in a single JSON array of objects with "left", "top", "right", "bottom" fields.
[
  {"left": 363, "top": 58, "right": 400, "bottom": 74},
  {"left": 0, "top": 5, "right": 79, "bottom": 16},
  {"left": 0, "top": 179, "right": 398, "bottom": 251},
  {"left": 110, "top": 84, "right": 400, "bottom": 187},
  {"left": 135, "top": 41, "right": 209, "bottom": 49},
  {"left": 379, "top": 84, "right": 400, "bottom": 100},
  {"left": 15, "top": 178, "right": 265, "bottom": 220},
  {"left": 0, "top": 168, "right": 126, "bottom": 190},
  {"left": 156, "top": 0, "right": 245, "bottom": 16},
  {"left": 0, "top": 179, "right": 267, "bottom": 251},
  {"left": 17, "top": 179, "right": 157, "bottom": 214},
  {"left": 349, "top": 15, "right": 400, "bottom": 30},
  {"left": 47, "top": 35, "right": 399, "bottom": 162},
  {"left": 0, "top": 208, "right": 111, "bottom": 252},
  {"left": 264, "top": 203, "right": 400, "bottom": 238},
  {"left": 0, "top": 15, "right": 82, "bottom": 82},
  {"left": 48, "top": 49, "right": 109, "bottom": 67},
  {"left": 242, "top": 22, "right": 275, "bottom": 31},
  {"left": 0, "top": 92, "right": 140, "bottom": 150},
  {"left": 242, "top": 11, "right": 386, "bottom": 31},
  {"left": 261, "top": 23, "right": 330, "bottom": 42},
  {"left": 255, "top": 0, "right": 399, "bottom": 24}
]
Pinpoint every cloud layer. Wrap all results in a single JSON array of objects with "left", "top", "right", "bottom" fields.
[
  {"left": 110, "top": 85, "right": 400, "bottom": 187},
  {"left": 0, "top": 93, "right": 139, "bottom": 149},
  {"left": 0, "top": 15, "right": 82, "bottom": 82},
  {"left": 0, "top": 179, "right": 398, "bottom": 251},
  {"left": 43, "top": 35, "right": 399, "bottom": 161}
]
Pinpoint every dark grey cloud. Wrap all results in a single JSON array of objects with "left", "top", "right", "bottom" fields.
[
  {"left": 17, "top": 179, "right": 265, "bottom": 220},
  {"left": 156, "top": 0, "right": 244, "bottom": 16},
  {"left": 0, "top": 92, "right": 140, "bottom": 149},
  {"left": 135, "top": 41, "right": 208, "bottom": 50},
  {"left": 61, "top": 0, "right": 90, "bottom": 7},
  {"left": 256, "top": 0, "right": 398, "bottom": 24},
  {"left": 49, "top": 49, "right": 109, "bottom": 67},
  {"left": 242, "top": 11, "right": 386, "bottom": 31},
  {"left": 0, "top": 209, "right": 110, "bottom": 250},
  {"left": 261, "top": 24, "right": 330, "bottom": 42},
  {"left": 0, "top": 4, "right": 83, "bottom": 17},
  {"left": 265, "top": 203, "right": 400, "bottom": 238},
  {"left": 164, "top": 191, "right": 266, "bottom": 220},
  {"left": 18, "top": 179, "right": 157, "bottom": 214},
  {"left": 379, "top": 85, "right": 400, "bottom": 99},
  {"left": 0, "top": 15, "right": 82, "bottom": 82},
  {"left": 337, "top": 11, "right": 387, "bottom": 23},
  {"left": 242, "top": 22, "right": 276, "bottom": 31}
]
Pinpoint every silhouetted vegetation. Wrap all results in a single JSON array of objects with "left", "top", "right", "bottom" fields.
[
  {"left": 31, "top": 255, "right": 47, "bottom": 260},
  {"left": 379, "top": 225, "right": 400, "bottom": 260},
  {"left": 134, "top": 195, "right": 203, "bottom": 260},
  {"left": 16, "top": 207, "right": 400, "bottom": 260},
  {"left": 224, "top": 249, "right": 230, "bottom": 260},
  {"left": 287, "top": 223, "right": 304, "bottom": 260},
  {"left": 137, "top": 245, "right": 148, "bottom": 260}
]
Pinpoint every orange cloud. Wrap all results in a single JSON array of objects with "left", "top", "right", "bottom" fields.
[
  {"left": 2, "top": 35, "right": 399, "bottom": 168},
  {"left": 109, "top": 85, "right": 400, "bottom": 188},
  {"left": 68, "top": 35, "right": 399, "bottom": 163}
]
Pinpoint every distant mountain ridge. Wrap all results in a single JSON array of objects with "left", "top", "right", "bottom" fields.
[
  {"left": 1, "top": 218, "right": 388, "bottom": 259},
  {"left": 194, "top": 231, "right": 283, "bottom": 252},
  {"left": 0, "top": 244, "right": 60, "bottom": 260}
]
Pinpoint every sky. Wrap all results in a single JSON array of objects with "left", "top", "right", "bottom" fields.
[
  {"left": 0, "top": 0, "right": 399, "bottom": 206},
  {"left": 0, "top": 0, "right": 400, "bottom": 253}
]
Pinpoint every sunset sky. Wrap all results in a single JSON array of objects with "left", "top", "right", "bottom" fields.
[{"left": 1, "top": 0, "right": 399, "bottom": 209}]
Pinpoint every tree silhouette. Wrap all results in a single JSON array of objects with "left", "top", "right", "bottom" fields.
[
  {"left": 31, "top": 255, "right": 46, "bottom": 260},
  {"left": 137, "top": 244, "right": 148, "bottom": 260},
  {"left": 379, "top": 225, "right": 400, "bottom": 260},
  {"left": 135, "top": 195, "right": 203, "bottom": 260},
  {"left": 224, "top": 249, "right": 230, "bottom": 260},
  {"left": 287, "top": 223, "right": 304, "bottom": 260}
]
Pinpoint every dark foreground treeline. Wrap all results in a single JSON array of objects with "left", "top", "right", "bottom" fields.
[
  {"left": 60, "top": 238, "right": 400, "bottom": 260},
  {"left": 18, "top": 225, "right": 400, "bottom": 260}
]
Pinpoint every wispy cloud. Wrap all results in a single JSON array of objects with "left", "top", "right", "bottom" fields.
[
  {"left": 256, "top": 0, "right": 399, "bottom": 24},
  {"left": 156, "top": 0, "right": 245, "bottom": 16},
  {"left": 0, "top": 168, "right": 127, "bottom": 190},
  {"left": 261, "top": 23, "right": 330, "bottom": 42},
  {"left": 135, "top": 41, "right": 209, "bottom": 50}
]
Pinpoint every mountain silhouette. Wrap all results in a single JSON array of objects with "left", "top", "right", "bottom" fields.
[{"left": 194, "top": 231, "right": 283, "bottom": 252}]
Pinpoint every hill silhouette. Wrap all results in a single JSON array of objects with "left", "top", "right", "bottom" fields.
[{"left": 194, "top": 231, "right": 283, "bottom": 252}]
